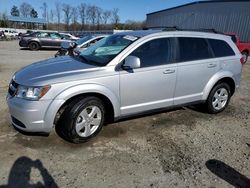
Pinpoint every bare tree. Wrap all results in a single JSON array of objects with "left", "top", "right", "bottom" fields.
[
  {"left": 41, "top": 2, "right": 48, "bottom": 22},
  {"left": 111, "top": 8, "right": 120, "bottom": 27},
  {"left": 55, "top": 2, "right": 61, "bottom": 30},
  {"left": 0, "top": 12, "right": 8, "bottom": 27},
  {"left": 71, "top": 7, "right": 78, "bottom": 31},
  {"left": 62, "top": 4, "right": 72, "bottom": 30},
  {"left": 50, "top": 9, "right": 54, "bottom": 23},
  {"left": 102, "top": 10, "right": 111, "bottom": 24},
  {"left": 96, "top": 7, "right": 102, "bottom": 29},
  {"left": 19, "top": 2, "right": 33, "bottom": 17},
  {"left": 124, "top": 20, "right": 146, "bottom": 30},
  {"left": 87, "top": 5, "right": 97, "bottom": 26},
  {"left": 78, "top": 3, "right": 87, "bottom": 29}
]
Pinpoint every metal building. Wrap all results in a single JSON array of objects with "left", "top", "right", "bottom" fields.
[
  {"left": 6, "top": 16, "right": 48, "bottom": 29},
  {"left": 146, "top": 0, "right": 250, "bottom": 42}
]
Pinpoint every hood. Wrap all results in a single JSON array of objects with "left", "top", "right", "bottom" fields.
[{"left": 14, "top": 56, "right": 101, "bottom": 86}]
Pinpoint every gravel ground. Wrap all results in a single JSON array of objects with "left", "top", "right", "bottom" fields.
[{"left": 0, "top": 41, "right": 249, "bottom": 188}]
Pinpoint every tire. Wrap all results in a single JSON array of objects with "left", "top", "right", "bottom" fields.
[
  {"left": 54, "top": 51, "right": 60, "bottom": 57},
  {"left": 206, "top": 83, "right": 231, "bottom": 114},
  {"left": 242, "top": 51, "right": 248, "bottom": 64},
  {"left": 55, "top": 97, "right": 105, "bottom": 144},
  {"left": 28, "top": 42, "right": 40, "bottom": 51}
]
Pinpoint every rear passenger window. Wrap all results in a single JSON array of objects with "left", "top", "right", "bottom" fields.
[
  {"left": 208, "top": 39, "right": 235, "bottom": 57},
  {"left": 178, "top": 37, "right": 213, "bottom": 62},
  {"left": 130, "top": 38, "right": 175, "bottom": 68}
]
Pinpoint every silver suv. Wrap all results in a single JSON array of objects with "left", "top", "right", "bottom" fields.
[{"left": 7, "top": 30, "right": 242, "bottom": 143}]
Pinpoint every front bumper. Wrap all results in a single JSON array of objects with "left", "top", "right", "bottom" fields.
[
  {"left": 6, "top": 95, "right": 53, "bottom": 134},
  {"left": 19, "top": 40, "right": 28, "bottom": 47}
]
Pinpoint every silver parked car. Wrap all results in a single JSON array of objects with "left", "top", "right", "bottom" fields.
[{"left": 7, "top": 30, "right": 243, "bottom": 143}]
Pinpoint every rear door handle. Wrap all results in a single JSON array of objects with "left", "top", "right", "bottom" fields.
[
  {"left": 163, "top": 69, "right": 175, "bottom": 74},
  {"left": 208, "top": 63, "right": 217, "bottom": 68}
]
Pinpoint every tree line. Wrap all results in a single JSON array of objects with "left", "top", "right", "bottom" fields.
[{"left": 1, "top": 2, "right": 145, "bottom": 31}]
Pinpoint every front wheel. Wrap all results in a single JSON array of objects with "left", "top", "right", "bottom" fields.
[
  {"left": 56, "top": 97, "right": 105, "bottom": 143},
  {"left": 28, "top": 42, "right": 39, "bottom": 50},
  {"left": 206, "top": 83, "right": 231, "bottom": 114}
]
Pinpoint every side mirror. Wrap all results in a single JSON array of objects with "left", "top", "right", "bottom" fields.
[
  {"left": 122, "top": 56, "right": 141, "bottom": 70},
  {"left": 61, "top": 41, "right": 77, "bottom": 50}
]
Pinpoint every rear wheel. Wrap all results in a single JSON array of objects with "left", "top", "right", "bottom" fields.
[
  {"left": 28, "top": 42, "right": 40, "bottom": 50},
  {"left": 242, "top": 51, "right": 248, "bottom": 64},
  {"left": 55, "top": 97, "right": 105, "bottom": 143},
  {"left": 206, "top": 83, "right": 231, "bottom": 114}
]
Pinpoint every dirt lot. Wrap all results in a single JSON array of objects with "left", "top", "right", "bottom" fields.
[{"left": 0, "top": 41, "right": 249, "bottom": 188}]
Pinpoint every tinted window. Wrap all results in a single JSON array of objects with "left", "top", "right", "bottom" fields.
[
  {"left": 178, "top": 37, "right": 213, "bottom": 62},
  {"left": 61, "top": 34, "right": 70, "bottom": 39},
  {"left": 208, "top": 39, "right": 235, "bottom": 57},
  {"left": 50, "top": 33, "right": 61, "bottom": 39},
  {"left": 38, "top": 32, "right": 49, "bottom": 38},
  {"left": 130, "top": 38, "right": 175, "bottom": 68}
]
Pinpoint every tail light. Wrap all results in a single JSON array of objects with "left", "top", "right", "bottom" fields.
[{"left": 240, "top": 57, "right": 245, "bottom": 65}]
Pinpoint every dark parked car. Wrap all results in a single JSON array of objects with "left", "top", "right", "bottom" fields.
[
  {"left": 19, "top": 32, "right": 72, "bottom": 50},
  {"left": 54, "top": 35, "right": 107, "bottom": 57}
]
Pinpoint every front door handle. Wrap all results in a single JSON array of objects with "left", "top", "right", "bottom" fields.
[
  {"left": 163, "top": 69, "right": 175, "bottom": 74},
  {"left": 208, "top": 63, "right": 217, "bottom": 68}
]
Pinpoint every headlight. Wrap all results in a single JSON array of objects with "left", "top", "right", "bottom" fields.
[{"left": 16, "top": 85, "right": 50, "bottom": 100}]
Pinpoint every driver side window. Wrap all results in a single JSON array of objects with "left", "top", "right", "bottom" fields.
[
  {"left": 130, "top": 38, "right": 175, "bottom": 68},
  {"left": 50, "top": 33, "right": 61, "bottom": 39}
]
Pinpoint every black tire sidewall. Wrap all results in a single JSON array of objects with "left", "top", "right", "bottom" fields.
[
  {"left": 29, "top": 42, "right": 39, "bottom": 50},
  {"left": 207, "top": 83, "right": 231, "bottom": 114},
  {"left": 58, "top": 97, "right": 105, "bottom": 143}
]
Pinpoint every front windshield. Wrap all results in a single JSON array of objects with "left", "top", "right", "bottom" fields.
[{"left": 79, "top": 34, "right": 138, "bottom": 66}]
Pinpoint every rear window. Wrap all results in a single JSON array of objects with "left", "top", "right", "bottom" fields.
[
  {"left": 208, "top": 39, "right": 235, "bottom": 58},
  {"left": 229, "top": 35, "right": 237, "bottom": 43},
  {"left": 178, "top": 37, "right": 213, "bottom": 62}
]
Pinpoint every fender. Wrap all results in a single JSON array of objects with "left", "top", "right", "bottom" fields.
[
  {"left": 44, "top": 83, "right": 120, "bottom": 130},
  {"left": 202, "top": 70, "right": 235, "bottom": 100}
]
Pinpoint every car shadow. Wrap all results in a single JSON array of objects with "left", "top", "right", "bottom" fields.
[
  {"left": 0, "top": 156, "right": 58, "bottom": 188},
  {"left": 206, "top": 159, "right": 250, "bottom": 187}
]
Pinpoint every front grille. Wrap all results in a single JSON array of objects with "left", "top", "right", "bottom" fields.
[
  {"left": 11, "top": 116, "right": 26, "bottom": 128},
  {"left": 8, "top": 80, "right": 18, "bottom": 97}
]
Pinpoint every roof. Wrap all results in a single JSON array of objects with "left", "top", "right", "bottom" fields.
[
  {"left": 113, "top": 29, "right": 230, "bottom": 41},
  {"left": 7, "top": 16, "right": 48, "bottom": 24},
  {"left": 115, "top": 30, "right": 161, "bottom": 37},
  {"left": 147, "top": 0, "right": 250, "bottom": 15}
]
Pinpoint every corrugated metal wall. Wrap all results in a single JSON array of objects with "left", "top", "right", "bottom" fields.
[{"left": 146, "top": 1, "right": 250, "bottom": 42}]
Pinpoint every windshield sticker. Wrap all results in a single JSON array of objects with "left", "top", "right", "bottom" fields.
[{"left": 123, "top": 35, "right": 138, "bottom": 41}]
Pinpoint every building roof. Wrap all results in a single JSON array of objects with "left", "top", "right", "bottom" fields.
[
  {"left": 7, "top": 16, "right": 47, "bottom": 24},
  {"left": 147, "top": 0, "right": 250, "bottom": 15}
]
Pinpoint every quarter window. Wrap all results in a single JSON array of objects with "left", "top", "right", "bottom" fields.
[
  {"left": 130, "top": 38, "right": 175, "bottom": 68},
  {"left": 178, "top": 37, "right": 213, "bottom": 62},
  {"left": 208, "top": 39, "right": 235, "bottom": 57}
]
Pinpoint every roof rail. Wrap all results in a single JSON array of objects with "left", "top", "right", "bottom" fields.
[
  {"left": 179, "top": 28, "right": 223, "bottom": 34},
  {"left": 145, "top": 26, "right": 224, "bottom": 34}
]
